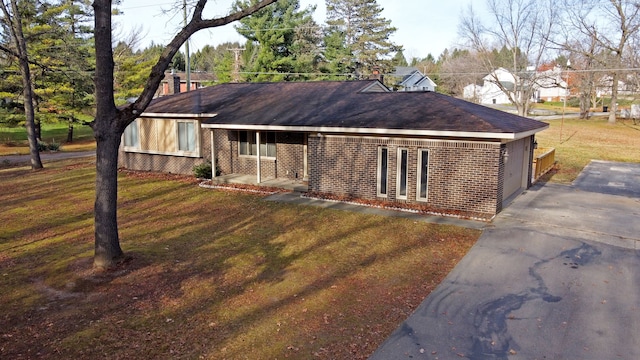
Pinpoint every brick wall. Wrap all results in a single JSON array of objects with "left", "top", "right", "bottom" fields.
[
  {"left": 118, "top": 123, "right": 211, "bottom": 175},
  {"left": 309, "top": 135, "right": 503, "bottom": 217},
  {"left": 212, "top": 130, "right": 305, "bottom": 181}
]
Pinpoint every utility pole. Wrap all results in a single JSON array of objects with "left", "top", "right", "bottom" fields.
[
  {"left": 183, "top": 0, "right": 191, "bottom": 91},
  {"left": 228, "top": 47, "right": 244, "bottom": 83}
]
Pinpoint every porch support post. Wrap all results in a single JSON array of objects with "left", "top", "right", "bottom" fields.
[
  {"left": 210, "top": 130, "right": 216, "bottom": 179},
  {"left": 303, "top": 133, "right": 308, "bottom": 181},
  {"left": 256, "top": 131, "right": 261, "bottom": 183}
]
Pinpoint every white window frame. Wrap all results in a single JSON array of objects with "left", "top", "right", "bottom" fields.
[
  {"left": 377, "top": 146, "right": 388, "bottom": 198},
  {"left": 123, "top": 119, "right": 140, "bottom": 150},
  {"left": 238, "top": 130, "right": 276, "bottom": 158},
  {"left": 177, "top": 120, "right": 197, "bottom": 154},
  {"left": 396, "top": 147, "right": 409, "bottom": 200},
  {"left": 416, "top": 149, "right": 429, "bottom": 202}
]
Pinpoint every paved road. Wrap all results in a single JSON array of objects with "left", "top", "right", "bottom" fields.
[
  {"left": 0, "top": 151, "right": 95, "bottom": 166},
  {"left": 370, "top": 161, "right": 640, "bottom": 360}
]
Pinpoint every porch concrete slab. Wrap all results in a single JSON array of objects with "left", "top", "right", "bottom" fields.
[
  {"left": 264, "top": 192, "right": 487, "bottom": 230},
  {"left": 211, "top": 174, "right": 308, "bottom": 192},
  {"left": 369, "top": 162, "right": 640, "bottom": 360}
]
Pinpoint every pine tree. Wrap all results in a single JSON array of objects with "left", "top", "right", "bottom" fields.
[
  {"left": 324, "top": 0, "right": 400, "bottom": 77},
  {"left": 234, "top": 0, "right": 320, "bottom": 81}
]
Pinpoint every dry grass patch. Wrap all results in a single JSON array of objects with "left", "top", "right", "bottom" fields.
[
  {"left": 536, "top": 117, "right": 640, "bottom": 183},
  {"left": 0, "top": 159, "right": 479, "bottom": 359}
]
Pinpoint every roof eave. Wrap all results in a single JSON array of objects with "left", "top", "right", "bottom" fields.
[
  {"left": 200, "top": 123, "right": 549, "bottom": 140},
  {"left": 140, "top": 112, "right": 218, "bottom": 119}
]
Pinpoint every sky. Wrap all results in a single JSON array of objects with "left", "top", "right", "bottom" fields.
[{"left": 116, "top": 0, "right": 486, "bottom": 61}]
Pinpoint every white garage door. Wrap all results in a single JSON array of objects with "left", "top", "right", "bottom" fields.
[{"left": 503, "top": 138, "right": 527, "bottom": 200}]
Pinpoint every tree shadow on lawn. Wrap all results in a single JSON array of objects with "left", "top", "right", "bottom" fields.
[{"left": 0, "top": 168, "right": 478, "bottom": 360}]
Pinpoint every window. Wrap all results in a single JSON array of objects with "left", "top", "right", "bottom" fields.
[
  {"left": 397, "top": 148, "right": 408, "bottom": 199},
  {"left": 239, "top": 131, "right": 276, "bottom": 157},
  {"left": 417, "top": 149, "right": 429, "bottom": 201},
  {"left": 178, "top": 121, "right": 196, "bottom": 152},
  {"left": 123, "top": 120, "right": 139, "bottom": 148},
  {"left": 377, "top": 147, "right": 388, "bottom": 197},
  {"left": 260, "top": 132, "right": 276, "bottom": 158}
]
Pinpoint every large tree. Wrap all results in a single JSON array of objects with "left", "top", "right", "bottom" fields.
[
  {"left": 324, "top": 0, "right": 400, "bottom": 77},
  {"left": 459, "top": 0, "right": 558, "bottom": 116},
  {"left": 91, "top": 0, "right": 277, "bottom": 269},
  {"left": 234, "top": 0, "right": 320, "bottom": 81},
  {"left": 0, "top": 0, "right": 42, "bottom": 169},
  {"left": 558, "top": 0, "right": 640, "bottom": 124}
]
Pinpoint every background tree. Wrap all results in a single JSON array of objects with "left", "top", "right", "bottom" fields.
[
  {"left": 1, "top": 0, "right": 95, "bottom": 144},
  {"left": 558, "top": 0, "right": 640, "bottom": 124},
  {"left": 459, "top": 0, "right": 558, "bottom": 116},
  {"left": 437, "top": 48, "right": 483, "bottom": 97},
  {"left": 0, "top": 0, "right": 42, "bottom": 169},
  {"left": 34, "top": 0, "right": 94, "bottom": 142},
  {"left": 191, "top": 42, "right": 243, "bottom": 82},
  {"left": 234, "top": 0, "right": 320, "bottom": 81},
  {"left": 91, "top": 0, "right": 277, "bottom": 269},
  {"left": 324, "top": 0, "right": 400, "bottom": 77},
  {"left": 391, "top": 49, "right": 407, "bottom": 67}
]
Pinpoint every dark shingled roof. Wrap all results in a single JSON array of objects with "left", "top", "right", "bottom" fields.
[{"left": 143, "top": 80, "right": 548, "bottom": 137}]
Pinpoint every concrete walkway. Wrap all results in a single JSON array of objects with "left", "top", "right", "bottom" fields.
[{"left": 369, "top": 161, "right": 640, "bottom": 360}]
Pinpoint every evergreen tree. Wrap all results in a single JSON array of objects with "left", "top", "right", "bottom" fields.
[
  {"left": 324, "top": 0, "right": 400, "bottom": 77},
  {"left": 191, "top": 42, "right": 242, "bottom": 82},
  {"left": 234, "top": 0, "right": 320, "bottom": 81},
  {"left": 391, "top": 49, "right": 407, "bottom": 67}
]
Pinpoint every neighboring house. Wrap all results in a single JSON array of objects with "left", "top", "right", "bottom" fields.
[
  {"left": 464, "top": 66, "right": 573, "bottom": 104},
  {"left": 595, "top": 74, "right": 637, "bottom": 97},
  {"left": 463, "top": 67, "right": 516, "bottom": 105},
  {"left": 534, "top": 66, "right": 569, "bottom": 102},
  {"left": 155, "top": 71, "right": 217, "bottom": 97},
  {"left": 394, "top": 67, "right": 437, "bottom": 92},
  {"left": 120, "top": 80, "right": 548, "bottom": 219}
]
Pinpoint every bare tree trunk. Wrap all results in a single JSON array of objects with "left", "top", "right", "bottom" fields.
[
  {"left": 66, "top": 122, "right": 74, "bottom": 143},
  {"left": 1, "top": 0, "right": 43, "bottom": 169},
  {"left": 92, "top": 0, "right": 123, "bottom": 269},
  {"left": 91, "top": 0, "right": 278, "bottom": 269},
  {"left": 93, "top": 131, "right": 124, "bottom": 267}
]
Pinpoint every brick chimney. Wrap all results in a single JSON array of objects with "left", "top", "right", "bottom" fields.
[
  {"left": 369, "top": 66, "right": 384, "bottom": 83},
  {"left": 167, "top": 70, "right": 181, "bottom": 94}
]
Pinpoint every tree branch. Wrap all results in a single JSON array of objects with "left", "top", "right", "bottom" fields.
[{"left": 124, "top": 0, "right": 278, "bottom": 122}]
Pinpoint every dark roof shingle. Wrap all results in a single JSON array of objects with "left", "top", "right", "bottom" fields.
[{"left": 143, "top": 80, "right": 548, "bottom": 137}]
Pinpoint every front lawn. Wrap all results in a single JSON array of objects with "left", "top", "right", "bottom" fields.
[
  {"left": 536, "top": 117, "right": 640, "bottom": 183},
  {"left": 0, "top": 159, "right": 479, "bottom": 359},
  {"left": 0, "top": 123, "right": 96, "bottom": 155}
]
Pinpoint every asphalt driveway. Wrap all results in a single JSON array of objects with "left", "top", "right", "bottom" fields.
[{"left": 370, "top": 161, "right": 640, "bottom": 360}]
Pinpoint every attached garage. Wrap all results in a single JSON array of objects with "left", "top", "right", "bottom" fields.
[{"left": 502, "top": 137, "right": 532, "bottom": 202}]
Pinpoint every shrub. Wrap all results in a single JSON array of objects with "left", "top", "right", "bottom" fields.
[
  {"left": 193, "top": 162, "right": 212, "bottom": 179},
  {"left": 36, "top": 141, "right": 61, "bottom": 152}
]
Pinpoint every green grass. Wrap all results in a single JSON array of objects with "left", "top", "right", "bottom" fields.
[
  {"left": 536, "top": 117, "right": 640, "bottom": 183},
  {"left": 0, "top": 123, "right": 96, "bottom": 155},
  {"left": 0, "top": 159, "right": 479, "bottom": 359}
]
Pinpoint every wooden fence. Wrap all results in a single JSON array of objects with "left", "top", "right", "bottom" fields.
[{"left": 533, "top": 147, "right": 555, "bottom": 181}]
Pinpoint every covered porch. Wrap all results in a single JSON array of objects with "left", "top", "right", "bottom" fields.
[{"left": 209, "top": 173, "right": 309, "bottom": 192}]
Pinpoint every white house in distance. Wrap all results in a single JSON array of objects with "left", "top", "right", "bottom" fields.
[
  {"left": 464, "top": 67, "right": 569, "bottom": 105},
  {"left": 463, "top": 67, "right": 516, "bottom": 105},
  {"left": 393, "top": 67, "right": 437, "bottom": 92},
  {"left": 534, "top": 66, "right": 569, "bottom": 102}
]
